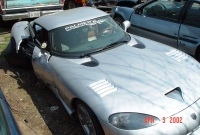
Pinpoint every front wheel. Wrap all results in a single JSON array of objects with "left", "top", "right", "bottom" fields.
[{"left": 76, "top": 101, "right": 104, "bottom": 135}]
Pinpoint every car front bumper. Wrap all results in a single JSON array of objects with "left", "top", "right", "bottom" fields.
[{"left": 99, "top": 98, "right": 200, "bottom": 135}]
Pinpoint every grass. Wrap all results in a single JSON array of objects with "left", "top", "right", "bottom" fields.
[{"left": 0, "top": 28, "right": 10, "bottom": 61}]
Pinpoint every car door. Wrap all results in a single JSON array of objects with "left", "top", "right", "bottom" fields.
[
  {"left": 129, "top": 0, "right": 185, "bottom": 48},
  {"left": 31, "top": 24, "right": 55, "bottom": 85},
  {"left": 178, "top": 2, "right": 200, "bottom": 57}
]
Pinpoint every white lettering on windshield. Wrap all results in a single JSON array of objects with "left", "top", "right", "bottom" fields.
[{"left": 65, "top": 19, "right": 106, "bottom": 31}]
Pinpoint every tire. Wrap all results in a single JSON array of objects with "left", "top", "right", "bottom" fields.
[
  {"left": 4, "top": 39, "right": 32, "bottom": 69},
  {"left": 76, "top": 101, "right": 104, "bottom": 135},
  {"left": 114, "top": 17, "right": 124, "bottom": 28}
]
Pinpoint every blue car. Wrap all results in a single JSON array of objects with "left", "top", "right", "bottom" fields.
[
  {"left": 0, "top": 88, "right": 21, "bottom": 135},
  {"left": 111, "top": 0, "right": 200, "bottom": 61}
]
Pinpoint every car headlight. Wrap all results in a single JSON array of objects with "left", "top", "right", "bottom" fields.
[{"left": 109, "top": 113, "right": 160, "bottom": 130}]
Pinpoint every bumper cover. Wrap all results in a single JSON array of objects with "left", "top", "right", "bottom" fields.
[
  {"left": 99, "top": 98, "right": 200, "bottom": 135},
  {"left": 2, "top": 9, "right": 63, "bottom": 21}
]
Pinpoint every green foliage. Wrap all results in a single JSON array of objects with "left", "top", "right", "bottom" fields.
[{"left": 0, "top": 28, "right": 10, "bottom": 60}]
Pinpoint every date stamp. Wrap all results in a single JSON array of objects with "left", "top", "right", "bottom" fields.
[
  {"left": 144, "top": 116, "right": 182, "bottom": 124},
  {"left": 162, "top": 117, "right": 182, "bottom": 123}
]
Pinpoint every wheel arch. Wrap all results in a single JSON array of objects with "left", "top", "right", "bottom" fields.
[{"left": 74, "top": 98, "right": 105, "bottom": 135}]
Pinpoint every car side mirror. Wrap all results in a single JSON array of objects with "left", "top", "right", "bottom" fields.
[{"left": 122, "top": 21, "right": 131, "bottom": 32}]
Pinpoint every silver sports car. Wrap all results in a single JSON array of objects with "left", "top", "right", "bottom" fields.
[{"left": 5, "top": 7, "right": 200, "bottom": 135}]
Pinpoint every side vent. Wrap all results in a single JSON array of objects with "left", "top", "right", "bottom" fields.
[
  {"left": 89, "top": 79, "right": 117, "bottom": 97},
  {"left": 165, "top": 87, "right": 185, "bottom": 103},
  {"left": 165, "top": 49, "right": 188, "bottom": 62}
]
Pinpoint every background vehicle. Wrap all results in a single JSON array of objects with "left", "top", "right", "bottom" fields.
[
  {"left": 0, "top": 0, "right": 63, "bottom": 25},
  {"left": 63, "top": 0, "right": 139, "bottom": 12},
  {"left": 0, "top": 88, "right": 21, "bottom": 135},
  {"left": 111, "top": 0, "right": 200, "bottom": 61},
  {"left": 5, "top": 7, "right": 200, "bottom": 135}
]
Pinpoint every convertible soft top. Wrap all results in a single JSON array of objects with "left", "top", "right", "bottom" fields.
[{"left": 34, "top": 7, "right": 108, "bottom": 31}]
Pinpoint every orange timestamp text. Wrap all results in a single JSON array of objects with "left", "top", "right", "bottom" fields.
[{"left": 144, "top": 116, "right": 183, "bottom": 123}]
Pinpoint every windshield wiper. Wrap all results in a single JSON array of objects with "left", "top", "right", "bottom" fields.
[{"left": 80, "top": 40, "right": 129, "bottom": 58}]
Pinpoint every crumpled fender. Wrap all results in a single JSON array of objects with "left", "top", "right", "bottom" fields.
[{"left": 10, "top": 21, "right": 29, "bottom": 53}]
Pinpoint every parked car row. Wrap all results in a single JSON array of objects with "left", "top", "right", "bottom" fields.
[
  {"left": 111, "top": 0, "right": 200, "bottom": 61},
  {"left": 4, "top": 4, "right": 200, "bottom": 134},
  {"left": 0, "top": 0, "right": 141, "bottom": 26}
]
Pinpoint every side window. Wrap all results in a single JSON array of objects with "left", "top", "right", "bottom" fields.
[
  {"left": 33, "top": 25, "right": 49, "bottom": 51},
  {"left": 34, "top": 25, "right": 48, "bottom": 44},
  {"left": 183, "top": 2, "right": 200, "bottom": 28},
  {"left": 142, "top": 1, "right": 184, "bottom": 21}
]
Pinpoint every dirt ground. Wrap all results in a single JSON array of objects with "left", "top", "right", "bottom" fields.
[
  {"left": 0, "top": 59, "right": 85, "bottom": 135},
  {"left": 0, "top": 22, "right": 85, "bottom": 135}
]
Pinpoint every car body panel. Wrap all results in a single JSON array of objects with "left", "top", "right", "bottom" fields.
[
  {"left": 129, "top": 14, "right": 179, "bottom": 48},
  {"left": 10, "top": 21, "right": 29, "bottom": 52}
]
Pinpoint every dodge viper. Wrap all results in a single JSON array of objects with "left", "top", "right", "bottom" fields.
[{"left": 5, "top": 7, "right": 200, "bottom": 135}]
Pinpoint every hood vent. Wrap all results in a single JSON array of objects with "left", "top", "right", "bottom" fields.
[
  {"left": 89, "top": 79, "right": 117, "bottom": 97},
  {"left": 81, "top": 61, "right": 98, "bottom": 67},
  {"left": 133, "top": 44, "right": 145, "bottom": 49},
  {"left": 165, "top": 49, "right": 188, "bottom": 62},
  {"left": 165, "top": 87, "right": 185, "bottom": 103}
]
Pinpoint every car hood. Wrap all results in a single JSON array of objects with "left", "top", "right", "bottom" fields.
[{"left": 50, "top": 35, "right": 200, "bottom": 120}]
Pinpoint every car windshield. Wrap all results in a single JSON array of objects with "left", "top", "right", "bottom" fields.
[{"left": 50, "top": 15, "right": 128, "bottom": 57}]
